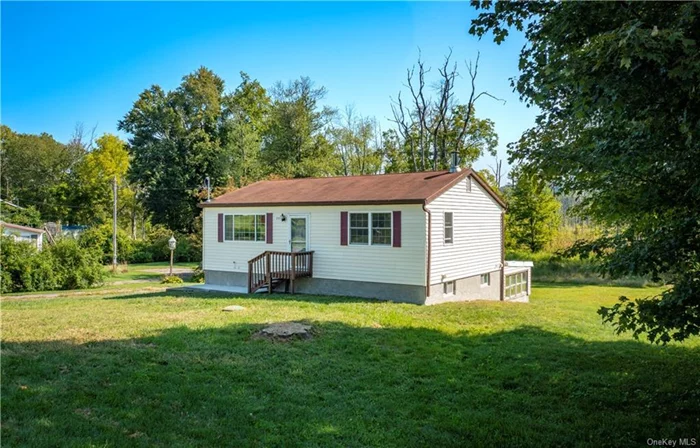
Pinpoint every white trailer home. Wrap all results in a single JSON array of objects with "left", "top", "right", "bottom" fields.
[{"left": 199, "top": 169, "right": 531, "bottom": 304}]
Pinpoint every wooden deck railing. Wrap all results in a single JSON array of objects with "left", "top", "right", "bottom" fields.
[{"left": 248, "top": 251, "right": 314, "bottom": 294}]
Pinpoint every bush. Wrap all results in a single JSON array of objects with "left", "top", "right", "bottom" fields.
[
  {"left": 79, "top": 224, "right": 134, "bottom": 264},
  {"left": 77, "top": 224, "right": 201, "bottom": 266},
  {"left": 0, "top": 236, "right": 105, "bottom": 293},
  {"left": 50, "top": 238, "right": 105, "bottom": 290},
  {"left": 0, "top": 236, "right": 57, "bottom": 293},
  {"left": 191, "top": 264, "right": 205, "bottom": 283},
  {"left": 161, "top": 275, "right": 184, "bottom": 284},
  {"left": 130, "top": 251, "right": 154, "bottom": 264},
  {"left": 142, "top": 225, "right": 201, "bottom": 263}
]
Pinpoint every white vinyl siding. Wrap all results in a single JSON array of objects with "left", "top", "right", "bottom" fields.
[
  {"left": 426, "top": 176, "right": 503, "bottom": 285},
  {"left": 202, "top": 204, "right": 425, "bottom": 286}
]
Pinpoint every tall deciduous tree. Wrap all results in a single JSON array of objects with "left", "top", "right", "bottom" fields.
[
  {"left": 0, "top": 125, "right": 83, "bottom": 222},
  {"left": 505, "top": 168, "right": 560, "bottom": 253},
  {"left": 262, "top": 77, "right": 341, "bottom": 178},
  {"left": 470, "top": 1, "right": 700, "bottom": 342},
  {"left": 119, "top": 67, "right": 230, "bottom": 232},
  {"left": 222, "top": 72, "right": 271, "bottom": 187},
  {"left": 69, "top": 134, "right": 136, "bottom": 227},
  {"left": 331, "top": 106, "right": 383, "bottom": 176}
]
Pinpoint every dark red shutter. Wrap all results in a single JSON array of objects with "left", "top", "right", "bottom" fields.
[
  {"left": 266, "top": 213, "right": 273, "bottom": 244},
  {"left": 393, "top": 211, "right": 402, "bottom": 247},
  {"left": 340, "top": 211, "right": 348, "bottom": 246},
  {"left": 217, "top": 213, "right": 224, "bottom": 242}
]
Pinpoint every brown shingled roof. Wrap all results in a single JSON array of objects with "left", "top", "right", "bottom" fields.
[{"left": 201, "top": 169, "right": 506, "bottom": 208}]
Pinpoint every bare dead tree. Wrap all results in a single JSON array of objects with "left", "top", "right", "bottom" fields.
[
  {"left": 390, "top": 92, "right": 417, "bottom": 171},
  {"left": 488, "top": 157, "right": 504, "bottom": 189},
  {"left": 390, "top": 50, "right": 505, "bottom": 172}
]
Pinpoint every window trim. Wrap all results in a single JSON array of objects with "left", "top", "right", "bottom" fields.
[
  {"left": 444, "top": 212, "right": 454, "bottom": 245},
  {"left": 348, "top": 211, "right": 393, "bottom": 246},
  {"left": 223, "top": 213, "right": 267, "bottom": 243},
  {"left": 480, "top": 273, "right": 490, "bottom": 287}
]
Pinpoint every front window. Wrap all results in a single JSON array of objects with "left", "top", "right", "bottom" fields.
[
  {"left": 349, "top": 212, "right": 392, "bottom": 245},
  {"left": 371, "top": 212, "right": 392, "bottom": 245},
  {"left": 349, "top": 213, "right": 369, "bottom": 244},
  {"left": 225, "top": 214, "right": 266, "bottom": 242}
]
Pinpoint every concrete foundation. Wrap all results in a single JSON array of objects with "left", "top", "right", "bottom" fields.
[
  {"left": 204, "top": 269, "right": 517, "bottom": 305},
  {"left": 204, "top": 270, "right": 247, "bottom": 287},
  {"left": 426, "top": 270, "right": 502, "bottom": 305},
  {"left": 204, "top": 269, "right": 425, "bottom": 304}
]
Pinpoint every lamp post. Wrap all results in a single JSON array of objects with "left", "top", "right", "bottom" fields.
[{"left": 168, "top": 235, "right": 177, "bottom": 276}]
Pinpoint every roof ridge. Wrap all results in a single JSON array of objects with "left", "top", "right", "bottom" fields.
[{"left": 255, "top": 170, "right": 454, "bottom": 182}]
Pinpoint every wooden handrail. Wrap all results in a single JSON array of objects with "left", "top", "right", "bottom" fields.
[{"left": 247, "top": 251, "right": 314, "bottom": 294}]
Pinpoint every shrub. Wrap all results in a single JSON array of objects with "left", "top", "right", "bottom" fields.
[
  {"left": 49, "top": 238, "right": 105, "bottom": 290},
  {"left": 161, "top": 275, "right": 184, "bottom": 284},
  {"left": 130, "top": 251, "right": 154, "bottom": 264},
  {"left": 191, "top": 264, "right": 205, "bottom": 283},
  {"left": 145, "top": 225, "right": 201, "bottom": 262},
  {"left": 0, "top": 236, "right": 57, "bottom": 293},
  {"left": 79, "top": 224, "right": 134, "bottom": 264},
  {"left": 0, "top": 236, "right": 104, "bottom": 293}
]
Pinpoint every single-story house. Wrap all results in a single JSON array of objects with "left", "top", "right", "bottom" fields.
[
  {"left": 199, "top": 168, "right": 532, "bottom": 305},
  {"left": 1, "top": 221, "right": 45, "bottom": 250}
]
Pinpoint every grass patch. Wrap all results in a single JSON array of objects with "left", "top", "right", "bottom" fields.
[
  {"left": 103, "top": 262, "right": 198, "bottom": 283},
  {"left": 2, "top": 284, "right": 698, "bottom": 447},
  {"left": 507, "top": 250, "right": 657, "bottom": 286}
]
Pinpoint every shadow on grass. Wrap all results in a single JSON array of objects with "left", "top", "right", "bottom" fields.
[
  {"left": 106, "top": 289, "right": 384, "bottom": 305},
  {"left": 3, "top": 324, "right": 699, "bottom": 447}
]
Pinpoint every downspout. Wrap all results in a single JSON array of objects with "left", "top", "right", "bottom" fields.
[
  {"left": 500, "top": 211, "right": 505, "bottom": 301},
  {"left": 423, "top": 203, "right": 432, "bottom": 299}
]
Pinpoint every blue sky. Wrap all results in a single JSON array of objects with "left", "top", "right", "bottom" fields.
[{"left": 1, "top": 1, "right": 536, "bottom": 174}]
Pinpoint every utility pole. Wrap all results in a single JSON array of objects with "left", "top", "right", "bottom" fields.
[{"left": 112, "top": 175, "right": 118, "bottom": 273}]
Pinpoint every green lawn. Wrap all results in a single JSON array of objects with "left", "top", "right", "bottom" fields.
[
  {"left": 2, "top": 284, "right": 699, "bottom": 447},
  {"left": 103, "top": 261, "right": 199, "bottom": 283}
]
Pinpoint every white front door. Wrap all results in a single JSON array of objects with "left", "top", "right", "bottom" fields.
[{"left": 289, "top": 215, "right": 309, "bottom": 252}]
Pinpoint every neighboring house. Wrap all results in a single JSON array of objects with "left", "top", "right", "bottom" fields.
[
  {"left": 1, "top": 221, "right": 45, "bottom": 250},
  {"left": 199, "top": 168, "right": 533, "bottom": 305}
]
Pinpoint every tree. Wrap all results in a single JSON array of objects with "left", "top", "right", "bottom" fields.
[
  {"left": 505, "top": 168, "right": 560, "bottom": 252},
  {"left": 119, "top": 67, "right": 231, "bottom": 233},
  {"left": 389, "top": 50, "right": 500, "bottom": 172},
  {"left": 69, "top": 133, "right": 135, "bottom": 227},
  {"left": 262, "top": 77, "right": 341, "bottom": 178},
  {"left": 470, "top": 1, "right": 700, "bottom": 342},
  {"left": 221, "top": 72, "right": 271, "bottom": 187},
  {"left": 331, "top": 106, "right": 383, "bottom": 176},
  {"left": 0, "top": 125, "right": 83, "bottom": 222}
]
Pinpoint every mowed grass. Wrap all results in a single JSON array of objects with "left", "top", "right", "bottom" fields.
[{"left": 2, "top": 284, "right": 699, "bottom": 447}]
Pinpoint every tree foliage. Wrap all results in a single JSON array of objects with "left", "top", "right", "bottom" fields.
[
  {"left": 119, "top": 67, "right": 231, "bottom": 232},
  {"left": 505, "top": 168, "right": 560, "bottom": 253},
  {"left": 470, "top": 1, "right": 700, "bottom": 342},
  {"left": 331, "top": 106, "right": 383, "bottom": 176},
  {"left": 262, "top": 77, "right": 340, "bottom": 178},
  {"left": 0, "top": 125, "right": 83, "bottom": 221}
]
